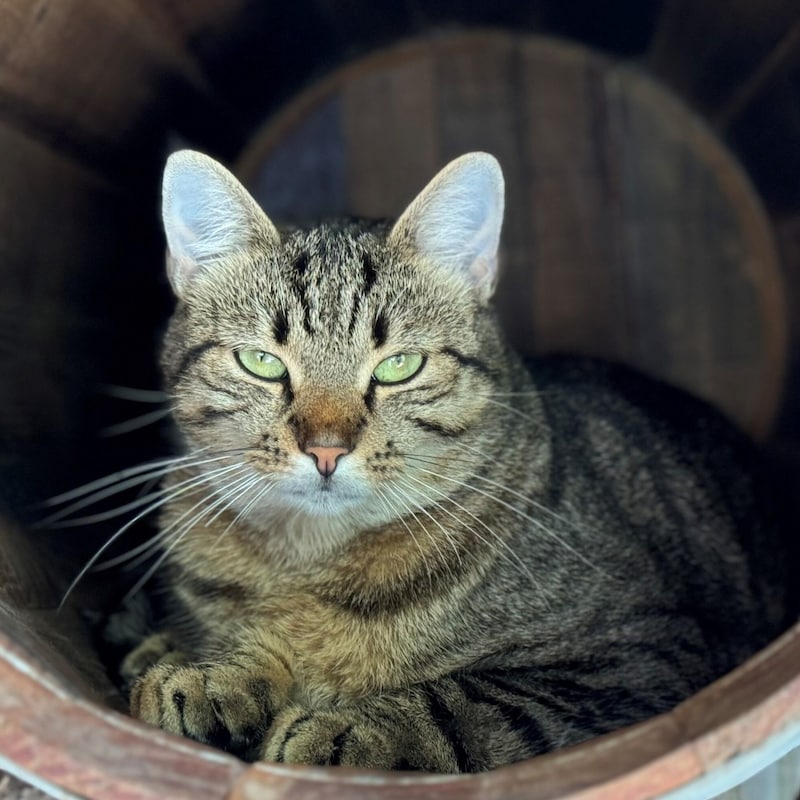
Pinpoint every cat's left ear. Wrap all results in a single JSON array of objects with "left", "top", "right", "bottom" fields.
[
  {"left": 389, "top": 153, "right": 505, "bottom": 302},
  {"left": 161, "top": 150, "right": 280, "bottom": 298}
]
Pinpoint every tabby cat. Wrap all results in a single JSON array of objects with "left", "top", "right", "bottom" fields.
[{"left": 122, "top": 150, "right": 789, "bottom": 771}]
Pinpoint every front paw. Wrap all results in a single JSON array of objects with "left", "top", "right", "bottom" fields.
[
  {"left": 264, "top": 704, "right": 397, "bottom": 769},
  {"left": 130, "top": 661, "right": 276, "bottom": 760},
  {"left": 119, "top": 632, "right": 182, "bottom": 692},
  {"left": 265, "top": 698, "right": 463, "bottom": 772}
]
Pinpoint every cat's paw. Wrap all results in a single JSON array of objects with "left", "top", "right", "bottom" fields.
[
  {"left": 119, "top": 632, "right": 183, "bottom": 691},
  {"left": 264, "top": 698, "right": 464, "bottom": 772},
  {"left": 130, "top": 660, "right": 277, "bottom": 760},
  {"left": 263, "top": 704, "right": 397, "bottom": 769}
]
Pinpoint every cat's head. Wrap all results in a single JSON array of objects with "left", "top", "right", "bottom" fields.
[{"left": 160, "top": 150, "right": 507, "bottom": 554}]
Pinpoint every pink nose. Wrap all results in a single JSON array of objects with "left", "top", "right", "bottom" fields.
[{"left": 305, "top": 445, "right": 350, "bottom": 477}]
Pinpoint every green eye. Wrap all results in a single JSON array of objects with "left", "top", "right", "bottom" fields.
[
  {"left": 236, "top": 350, "right": 288, "bottom": 381},
  {"left": 373, "top": 353, "right": 424, "bottom": 384}
]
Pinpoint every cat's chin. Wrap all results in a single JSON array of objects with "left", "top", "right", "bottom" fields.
[
  {"left": 237, "top": 493, "right": 385, "bottom": 564},
  {"left": 220, "top": 458, "right": 389, "bottom": 551},
  {"left": 272, "top": 458, "right": 373, "bottom": 516},
  {"left": 276, "top": 484, "right": 368, "bottom": 518}
]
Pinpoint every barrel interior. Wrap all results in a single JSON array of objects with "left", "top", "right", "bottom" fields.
[{"left": 0, "top": 2, "right": 799, "bottom": 798}]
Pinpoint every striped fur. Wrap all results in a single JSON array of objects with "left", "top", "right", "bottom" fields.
[{"left": 125, "top": 152, "right": 790, "bottom": 771}]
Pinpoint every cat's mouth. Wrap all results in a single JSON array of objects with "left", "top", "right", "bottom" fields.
[
  {"left": 218, "top": 456, "right": 375, "bottom": 524},
  {"left": 270, "top": 465, "right": 371, "bottom": 517},
  {"left": 287, "top": 477, "right": 366, "bottom": 509}
]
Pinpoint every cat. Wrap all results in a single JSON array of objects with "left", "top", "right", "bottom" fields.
[{"left": 120, "top": 149, "right": 790, "bottom": 771}]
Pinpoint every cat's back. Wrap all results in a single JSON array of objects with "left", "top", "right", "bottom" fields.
[
  {"left": 522, "top": 356, "right": 790, "bottom": 665},
  {"left": 528, "top": 355, "right": 766, "bottom": 501}
]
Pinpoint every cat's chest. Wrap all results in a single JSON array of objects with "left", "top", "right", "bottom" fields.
[
  {"left": 181, "top": 576, "right": 451, "bottom": 700},
  {"left": 168, "top": 521, "right": 470, "bottom": 698}
]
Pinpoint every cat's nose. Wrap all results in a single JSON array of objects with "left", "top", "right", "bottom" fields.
[{"left": 305, "top": 445, "right": 350, "bottom": 477}]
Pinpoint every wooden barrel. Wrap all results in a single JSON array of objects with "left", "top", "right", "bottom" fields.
[{"left": 0, "top": 4, "right": 799, "bottom": 799}]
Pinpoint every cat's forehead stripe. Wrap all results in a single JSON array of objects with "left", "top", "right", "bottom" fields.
[
  {"left": 272, "top": 307, "right": 289, "bottom": 346},
  {"left": 282, "top": 234, "right": 388, "bottom": 344},
  {"left": 282, "top": 250, "right": 313, "bottom": 336},
  {"left": 360, "top": 251, "right": 378, "bottom": 293},
  {"left": 293, "top": 251, "right": 310, "bottom": 275},
  {"left": 372, "top": 311, "right": 388, "bottom": 348}
]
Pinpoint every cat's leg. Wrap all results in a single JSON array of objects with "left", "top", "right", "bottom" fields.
[{"left": 129, "top": 635, "right": 295, "bottom": 762}]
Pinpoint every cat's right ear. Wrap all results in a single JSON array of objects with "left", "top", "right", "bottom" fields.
[{"left": 161, "top": 150, "right": 279, "bottom": 297}]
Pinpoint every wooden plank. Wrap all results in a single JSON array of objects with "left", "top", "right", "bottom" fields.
[
  {"left": 432, "top": 34, "right": 536, "bottom": 352},
  {"left": 0, "top": 0, "right": 210, "bottom": 164},
  {"left": 772, "top": 215, "right": 800, "bottom": 444},
  {"left": 227, "top": 624, "right": 800, "bottom": 800},
  {"left": 519, "top": 38, "right": 631, "bottom": 362},
  {"left": 0, "top": 121, "right": 114, "bottom": 441},
  {"left": 342, "top": 42, "right": 438, "bottom": 218},
  {"left": 154, "top": 0, "right": 244, "bottom": 42},
  {"left": 726, "top": 62, "right": 800, "bottom": 214},
  {"left": 605, "top": 66, "right": 786, "bottom": 437},
  {"left": 0, "top": 24, "right": 795, "bottom": 800},
  {"left": 0, "top": 623, "right": 245, "bottom": 800},
  {"left": 647, "top": 2, "right": 800, "bottom": 214},
  {"left": 0, "top": 119, "right": 169, "bottom": 536},
  {"left": 674, "top": 627, "right": 800, "bottom": 769},
  {"left": 1, "top": 619, "right": 797, "bottom": 800}
]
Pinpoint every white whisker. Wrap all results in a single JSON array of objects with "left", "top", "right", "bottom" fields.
[
  {"left": 375, "top": 485, "right": 437, "bottom": 594},
  {"left": 122, "top": 526, "right": 197, "bottom": 605},
  {"left": 99, "top": 385, "right": 172, "bottom": 403},
  {"left": 206, "top": 472, "right": 265, "bottom": 528},
  {"left": 449, "top": 440, "right": 590, "bottom": 535},
  {"left": 122, "top": 472, "right": 266, "bottom": 603},
  {"left": 398, "top": 473, "right": 545, "bottom": 599},
  {"left": 484, "top": 397, "right": 539, "bottom": 423},
  {"left": 408, "top": 462, "right": 605, "bottom": 576},
  {"left": 58, "top": 462, "right": 246, "bottom": 608},
  {"left": 119, "top": 476, "right": 251, "bottom": 574},
  {"left": 375, "top": 486, "right": 426, "bottom": 563},
  {"left": 42, "top": 460, "right": 243, "bottom": 528},
  {"left": 101, "top": 408, "right": 173, "bottom": 437},
  {"left": 95, "top": 466, "right": 253, "bottom": 571},
  {"left": 41, "top": 450, "right": 244, "bottom": 521},
  {"left": 384, "top": 482, "right": 459, "bottom": 574},
  {"left": 44, "top": 450, "right": 216, "bottom": 506},
  {"left": 219, "top": 476, "right": 276, "bottom": 539}
]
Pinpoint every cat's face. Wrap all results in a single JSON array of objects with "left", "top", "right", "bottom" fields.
[{"left": 160, "top": 151, "right": 506, "bottom": 554}]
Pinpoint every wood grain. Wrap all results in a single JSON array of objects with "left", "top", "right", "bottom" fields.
[
  {"left": 0, "top": 121, "right": 111, "bottom": 442},
  {"left": 0, "top": 0, "right": 210, "bottom": 166}
]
